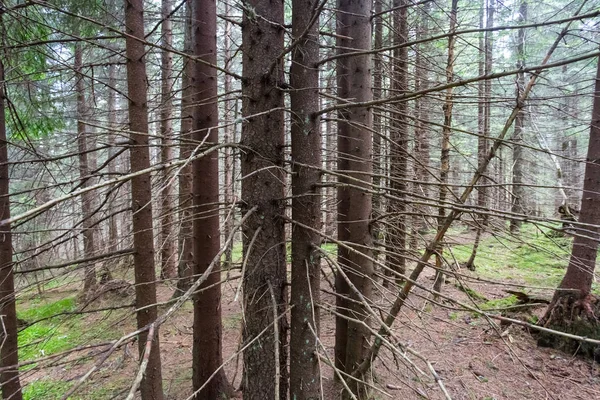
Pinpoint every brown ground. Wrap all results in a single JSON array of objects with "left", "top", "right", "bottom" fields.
[{"left": 22, "top": 246, "right": 600, "bottom": 399}]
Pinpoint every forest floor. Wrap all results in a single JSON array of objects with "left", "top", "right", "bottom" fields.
[{"left": 15, "top": 223, "right": 600, "bottom": 399}]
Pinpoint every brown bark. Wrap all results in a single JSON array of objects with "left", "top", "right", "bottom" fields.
[
  {"left": 75, "top": 44, "right": 97, "bottom": 293},
  {"left": 124, "top": 0, "right": 164, "bottom": 398},
  {"left": 107, "top": 63, "right": 119, "bottom": 255},
  {"left": 466, "top": 0, "right": 494, "bottom": 270},
  {"left": 385, "top": 0, "right": 409, "bottom": 284},
  {"left": 159, "top": 0, "right": 177, "bottom": 279},
  {"left": 434, "top": 0, "right": 458, "bottom": 296},
  {"left": 0, "top": 38, "right": 24, "bottom": 400},
  {"left": 552, "top": 58, "right": 600, "bottom": 300},
  {"left": 537, "top": 54, "right": 600, "bottom": 358},
  {"left": 334, "top": 1, "right": 374, "bottom": 397},
  {"left": 241, "top": 0, "right": 288, "bottom": 397},
  {"left": 191, "top": 0, "right": 231, "bottom": 398},
  {"left": 510, "top": 0, "right": 527, "bottom": 233},
  {"left": 289, "top": 0, "right": 321, "bottom": 398},
  {"left": 174, "top": 1, "right": 193, "bottom": 297}
]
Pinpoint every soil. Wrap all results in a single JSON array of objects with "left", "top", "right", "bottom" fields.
[{"left": 23, "top": 233, "right": 600, "bottom": 399}]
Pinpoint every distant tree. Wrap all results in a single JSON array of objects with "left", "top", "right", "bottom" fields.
[
  {"left": 124, "top": 0, "right": 164, "bottom": 398},
  {"left": 510, "top": 0, "right": 527, "bottom": 233},
  {"left": 159, "top": 0, "right": 177, "bottom": 279}
]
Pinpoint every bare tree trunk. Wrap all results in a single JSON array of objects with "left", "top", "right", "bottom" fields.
[
  {"left": 107, "top": 63, "right": 119, "bottom": 255},
  {"left": 191, "top": 0, "right": 232, "bottom": 397},
  {"left": 433, "top": 0, "right": 458, "bottom": 297},
  {"left": 75, "top": 44, "right": 97, "bottom": 293},
  {"left": 510, "top": 0, "right": 527, "bottom": 233},
  {"left": 241, "top": 0, "right": 288, "bottom": 397},
  {"left": 0, "top": 39, "right": 23, "bottom": 400},
  {"left": 412, "top": 2, "right": 432, "bottom": 248},
  {"left": 124, "top": 0, "right": 164, "bottom": 398},
  {"left": 466, "top": 0, "right": 494, "bottom": 270},
  {"left": 385, "top": 0, "right": 409, "bottom": 284},
  {"left": 174, "top": 1, "right": 193, "bottom": 297},
  {"left": 159, "top": 0, "right": 177, "bottom": 279},
  {"left": 222, "top": 0, "right": 234, "bottom": 269},
  {"left": 289, "top": 0, "right": 321, "bottom": 398},
  {"left": 335, "top": 1, "right": 374, "bottom": 398}
]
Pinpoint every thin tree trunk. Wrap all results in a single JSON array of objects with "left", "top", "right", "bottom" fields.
[
  {"left": 222, "top": 0, "right": 234, "bottom": 269},
  {"left": 0, "top": 36, "right": 24, "bottom": 400},
  {"left": 191, "top": 0, "right": 231, "bottom": 397},
  {"left": 335, "top": 1, "right": 374, "bottom": 398},
  {"left": 75, "top": 44, "right": 97, "bottom": 293},
  {"left": 434, "top": 0, "right": 458, "bottom": 297},
  {"left": 385, "top": 0, "right": 409, "bottom": 285},
  {"left": 466, "top": 0, "right": 494, "bottom": 270},
  {"left": 289, "top": 0, "right": 321, "bottom": 397},
  {"left": 124, "top": 0, "right": 164, "bottom": 398},
  {"left": 240, "top": 0, "right": 288, "bottom": 398},
  {"left": 107, "top": 63, "right": 119, "bottom": 255},
  {"left": 510, "top": 0, "right": 527, "bottom": 233},
  {"left": 174, "top": 1, "right": 193, "bottom": 297},
  {"left": 412, "top": 2, "right": 432, "bottom": 248},
  {"left": 159, "top": 0, "right": 177, "bottom": 279}
]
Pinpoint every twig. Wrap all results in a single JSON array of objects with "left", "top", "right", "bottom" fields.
[{"left": 125, "top": 323, "right": 156, "bottom": 400}]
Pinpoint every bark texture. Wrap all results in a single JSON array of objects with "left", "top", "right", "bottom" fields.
[
  {"left": 159, "top": 0, "right": 177, "bottom": 279},
  {"left": 289, "top": 0, "right": 321, "bottom": 397},
  {"left": 124, "top": 0, "right": 164, "bottom": 398},
  {"left": 191, "top": 0, "right": 231, "bottom": 397},
  {"left": 334, "top": 0, "right": 374, "bottom": 397},
  {"left": 75, "top": 44, "right": 97, "bottom": 293},
  {"left": 0, "top": 41, "right": 23, "bottom": 400},
  {"left": 241, "top": 0, "right": 288, "bottom": 398}
]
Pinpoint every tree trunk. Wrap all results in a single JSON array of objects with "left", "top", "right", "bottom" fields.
[
  {"left": 107, "top": 63, "right": 119, "bottom": 255},
  {"left": 466, "top": 0, "right": 494, "bottom": 271},
  {"left": 510, "top": 0, "right": 527, "bottom": 233},
  {"left": 174, "top": 1, "right": 194, "bottom": 298},
  {"left": 434, "top": 0, "right": 458, "bottom": 297},
  {"left": 241, "top": 0, "right": 288, "bottom": 398},
  {"left": 159, "top": 0, "right": 177, "bottom": 279},
  {"left": 75, "top": 43, "right": 97, "bottom": 293},
  {"left": 222, "top": 0, "right": 234, "bottom": 270},
  {"left": 335, "top": 1, "right": 374, "bottom": 398},
  {"left": 124, "top": 0, "right": 164, "bottom": 398},
  {"left": 289, "top": 0, "right": 321, "bottom": 398},
  {"left": 190, "top": 0, "right": 232, "bottom": 397},
  {"left": 385, "top": 0, "right": 409, "bottom": 285},
  {"left": 537, "top": 54, "right": 600, "bottom": 360},
  {"left": 0, "top": 41, "right": 24, "bottom": 400}
]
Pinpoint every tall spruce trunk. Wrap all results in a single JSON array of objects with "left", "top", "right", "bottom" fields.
[
  {"left": 174, "top": 1, "right": 193, "bottom": 297},
  {"left": 537, "top": 54, "right": 600, "bottom": 359},
  {"left": 434, "top": 0, "right": 458, "bottom": 296},
  {"left": 75, "top": 44, "right": 97, "bottom": 293},
  {"left": 466, "top": 0, "right": 494, "bottom": 270},
  {"left": 289, "top": 0, "right": 321, "bottom": 397},
  {"left": 510, "top": 0, "right": 527, "bottom": 233},
  {"left": 106, "top": 63, "right": 119, "bottom": 255},
  {"left": 0, "top": 40, "right": 23, "bottom": 400},
  {"left": 124, "top": 0, "right": 164, "bottom": 398},
  {"left": 385, "top": 0, "right": 409, "bottom": 284},
  {"left": 241, "top": 0, "right": 288, "bottom": 398},
  {"left": 334, "top": 1, "right": 374, "bottom": 398},
  {"left": 190, "top": 0, "right": 231, "bottom": 397},
  {"left": 159, "top": 0, "right": 177, "bottom": 279}
]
